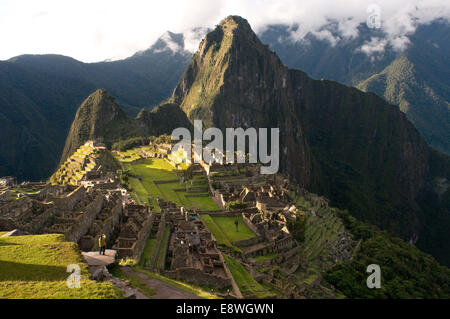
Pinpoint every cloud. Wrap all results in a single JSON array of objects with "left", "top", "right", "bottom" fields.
[
  {"left": 183, "top": 27, "right": 210, "bottom": 53},
  {"left": 154, "top": 32, "right": 183, "bottom": 54},
  {"left": 359, "top": 37, "right": 388, "bottom": 56},
  {"left": 0, "top": 0, "right": 448, "bottom": 62}
]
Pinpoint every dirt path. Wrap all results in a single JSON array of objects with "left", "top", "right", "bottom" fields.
[{"left": 120, "top": 267, "right": 201, "bottom": 299}]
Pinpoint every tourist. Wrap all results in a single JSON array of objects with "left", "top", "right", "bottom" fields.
[{"left": 99, "top": 234, "right": 106, "bottom": 255}]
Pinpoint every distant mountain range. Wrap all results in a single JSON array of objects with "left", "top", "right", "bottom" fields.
[
  {"left": 1, "top": 19, "right": 448, "bottom": 182},
  {"left": 0, "top": 32, "right": 191, "bottom": 181},
  {"left": 1, "top": 20, "right": 448, "bottom": 183},
  {"left": 259, "top": 21, "right": 450, "bottom": 155},
  {"left": 61, "top": 16, "right": 450, "bottom": 266}
]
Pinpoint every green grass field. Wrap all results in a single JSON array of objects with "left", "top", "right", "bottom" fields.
[
  {"left": 210, "top": 216, "right": 256, "bottom": 242},
  {"left": 123, "top": 158, "right": 219, "bottom": 211},
  {"left": 155, "top": 226, "right": 170, "bottom": 269},
  {"left": 139, "top": 238, "right": 157, "bottom": 267},
  {"left": 200, "top": 215, "right": 235, "bottom": 249},
  {"left": 0, "top": 234, "right": 122, "bottom": 299},
  {"left": 253, "top": 253, "right": 278, "bottom": 262},
  {"left": 199, "top": 215, "right": 256, "bottom": 253},
  {"left": 223, "top": 254, "right": 273, "bottom": 298}
]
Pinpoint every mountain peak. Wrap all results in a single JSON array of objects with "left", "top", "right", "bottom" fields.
[
  {"left": 60, "top": 89, "right": 126, "bottom": 162},
  {"left": 219, "top": 15, "right": 251, "bottom": 28}
]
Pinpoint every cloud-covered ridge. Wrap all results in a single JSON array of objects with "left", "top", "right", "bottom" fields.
[{"left": 0, "top": 0, "right": 448, "bottom": 62}]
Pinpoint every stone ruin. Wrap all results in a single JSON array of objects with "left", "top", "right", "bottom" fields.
[
  {"left": 163, "top": 208, "right": 232, "bottom": 290},
  {"left": 0, "top": 176, "right": 17, "bottom": 187},
  {"left": 0, "top": 180, "right": 155, "bottom": 260},
  {"left": 112, "top": 204, "right": 154, "bottom": 260}
]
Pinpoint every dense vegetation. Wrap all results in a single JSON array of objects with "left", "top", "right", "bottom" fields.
[
  {"left": 112, "top": 137, "right": 154, "bottom": 152},
  {"left": 325, "top": 210, "right": 450, "bottom": 298}
]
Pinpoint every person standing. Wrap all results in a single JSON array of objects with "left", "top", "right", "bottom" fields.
[{"left": 99, "top": 234, "right": 106, "bottom": 255}]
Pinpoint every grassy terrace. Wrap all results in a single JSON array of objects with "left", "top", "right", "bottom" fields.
[
  {"left": 155, "top": 225, "right": 170, "bottom": 269},
  {"left": 122, "top": 158, "right": 219, "bottom": 212},
  {"left": 139, "top": 238, "right": 157, "bottom": 267},
  {"left": 223, "top": 254, "right": 273, "bottom": 298},
  {"left": 253, "top": 253, "right": 278, "bottom": 262},
  {"left": 0, "top": 234, "right": 122, "bottom": 299},
  {"left": 303, "top": 208, "right": 343, "bottom": 262}
]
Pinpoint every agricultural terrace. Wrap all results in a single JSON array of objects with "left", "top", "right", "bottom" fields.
[
  {"left": 114, "top": 146, "right": 153, "bottom": 162},
  {"left": 0, "top": 234, "right": 122, "bottom": 299},
  {"left": 50, "top": 143, "right": 98, "bottom": 185},
  {"left": 223, "top": 254, "right": 274, "bottom": 298},
  {"left": 122, "top": 158, "right": 219, "bottom": 212}
]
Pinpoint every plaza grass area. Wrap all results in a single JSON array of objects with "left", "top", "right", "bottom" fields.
[
  {"left": 223, "top": 254, "right": 273, "bottom": 299},
  {"left": 123, "top": 158, "right": 219, "bottom": 212},
  {"left": 0, "top": 234, "right": 122, "bottom": 299},
  {"left": 210, "top": 216, "right": 256, "bottom": 242},
  {"left": 199, "top": 215, "right": 256, "bottom": 253}
]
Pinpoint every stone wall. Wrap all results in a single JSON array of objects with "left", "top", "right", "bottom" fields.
[
  {"left": 65, "top": 194, "right": 105, "bottom": 242},
  {"left": 0, "top": 196, "right": 33, "bottom": 216},
  {"left": 132, "top": 212, "right": 155, "bottom": 261},
  {"left": 241, "top": 212, "right": 261, "bottom": 236},
  {"left": 0, "top": 190, "right": 11, "bottom": 203},
  {"left": 49, "top": 186, "right": 86, "bottom": 211},
  {"left": 232, "top": 236, "right": 261, "bottom": 247},
  {"left": 21, "top": 203, "right": 57, "bottom": 233},
  {"left": 163, "top": 268, "right": 232, "bottom": 290},
  {"left": 90, "top": 199, "right": 123, "bottom": 251}
]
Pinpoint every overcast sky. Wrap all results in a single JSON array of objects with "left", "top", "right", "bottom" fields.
[{"left": 0, "top": 0, "right": 449, "bottom": 62}]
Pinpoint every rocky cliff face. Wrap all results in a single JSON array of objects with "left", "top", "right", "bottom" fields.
[
  {"left": 170, "top": 16, "right": 439, "bottom": 240},
  {"left": 171, "top": 16, "right": 313, "bottom": 187}
]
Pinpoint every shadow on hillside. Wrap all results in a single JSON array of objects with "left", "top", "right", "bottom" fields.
[
  {"left": 0, "top": 260, "right": 69, "bottom": 281},
  {"left": 0, "top": 241, "right": 19, "bottom": 247}
]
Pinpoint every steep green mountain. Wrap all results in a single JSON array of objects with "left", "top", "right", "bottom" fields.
[
  {"left": 169, "top": 16, "right": 450, "bottom": 264},
  {"left": 0, "top": 61, "right": 97, "bottom": 181},
  {"left": 357, "top": 56, "right": 450, "bottom": 155},
  {"left": 0, "top": 32, "right": 192, "bottom": 182},
  {"left": 61, "top": 89, "right": 192, "bottom": 162},
  {"left": 326, "top": 209, "right": 450, "bottom": 298},
  {"left": 259, "top": 22, "right": 450, "bottom": 155}
]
